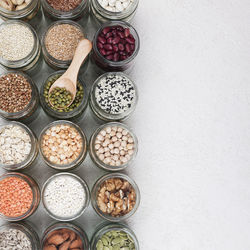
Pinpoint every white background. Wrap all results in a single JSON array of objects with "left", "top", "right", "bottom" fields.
[{"left": 1, "top": 0, "right": 250, "bottom": 249}]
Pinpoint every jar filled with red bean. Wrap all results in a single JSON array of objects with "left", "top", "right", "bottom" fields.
[
  {"left": 41, "top": 0, "right": 89, "bottom": 21},
  {"left": 90, "top": 0, "right": 139, "bottom": 24},
  {"left": 92, "top": 21, "right": 140, "bottom": 72},
  {"left": 0, "top": 172, "right": 40, "bottom": 221}
]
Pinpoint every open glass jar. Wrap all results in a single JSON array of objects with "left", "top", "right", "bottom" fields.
[
  {"left": 40, "top": 71, "right": 88, "bottom": 120},
  {"left": 92, "top": 21, "right": 140, "bottom": 72},
  {"left": 41, "top": 20, "right": 88, "bottom": 70},
  {"left": 91, "top": 223, "right": 139, "bottom": 250},
  {"left": 0, "top": 122, "right": 38, "bottom": 171},
  {"left": 91, "top": 173, "right": 140, "bottom": 222},
  {"left": 0, "top": 71, "right": 39, "bottom": 121},
  {"left": 0, "top": 0, "right": 40, "bottom": 21},
  {"left": 0, "top": 223, "right": 40, "bottom": 249},
  {"left": 90, "top": 0, "right": 139, "bottom": 24},
  {"left": 42, "top": 173, "right": 90, "bottom": 221},
  {"left": 89, "top": 72, "right": 138, "bottom": 122},
  {"left": 42, "top": 222, "right": 89, "bottom": 250},
  {"left": 0, "top": 172, "right": 40, "bottom": 221},
  {"left": 89, "top": 122, "right": 138, "bottom": 171},
  {"left": 41, "top": 0, "right": 89, "bottom": 20},
  {"left": 39, "top": 120, "right": 87, "bottom": 170},
  {"left": 0, "top": 20, "right": 41, "bottom": 71}
]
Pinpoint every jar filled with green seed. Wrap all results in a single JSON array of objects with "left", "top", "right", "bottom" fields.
[
  {"left": 40, "top": 71, "right": 88, "bottom": 120},
  {"left": 90, "top": 223, "right": 139, "bottom": 250}
]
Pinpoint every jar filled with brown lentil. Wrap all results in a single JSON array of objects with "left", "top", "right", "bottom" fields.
[
  {"left": 41, "top": 20, "right": 88, "bottom": 70},
  {"left": 40, "top": 71, "right": 88, "bottom": 121},
  {"left": 41, "top": 0, "right": 89, "bottom": 21},
  {"left": 0, "top": 20, "right": 41, "bottom": 71},
  {"left": 91, "top": 173, "right": 140, "bottom": 222},
  {"left": 0, "top": 172, "right": 40, "bottom": 221},
  {"left": 0, "top": 71, "right": 39, "bottom": 122},
  {"left": 39, "top": 120, "right": 88, "bottom": 170},
  {"left": 0, "top": 0, "right": 40, "bottom": 21}
]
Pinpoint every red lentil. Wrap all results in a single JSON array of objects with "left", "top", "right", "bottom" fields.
[{"left": 0, "top": 176, "right": 33, "bottom": 217}]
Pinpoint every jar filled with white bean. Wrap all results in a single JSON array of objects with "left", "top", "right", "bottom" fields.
[
  {"left": 90, "top": 0, "right": 139, "bottom": 24},
  {"left": 89, "top": 122, "right": 138, "bottom": 171}
]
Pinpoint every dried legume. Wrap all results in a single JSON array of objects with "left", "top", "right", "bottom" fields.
[
  {"left": 97, "top": 25, "right": 136, "bottom": 62},
  {"left": 96, "top": 230, "right": 135, "bottom": 250},
  {"left": 0, "top": 0, "right": 32, "bottom": 11},
  {"left": 0, "top": 73, "right": 32, "bottom": 113},
  {"left": 94, "top": 125, "right": 135, "bottom": 167},
  {"left": 49, "top": 87, "right": 73, "bottom": 110},
  {"left": 0, "top": 124, "right": 31, "bottom": 165},
  {"left": 0, "top": 228, "right": 32, "bottom": 250},
  {"left": 95, "top": 73, "right": 136, "bottom": 115},
  {"left": 97, "top": 178, "right": 136, "bottom": 217},
  {"left": 46, "top": 0, "right": 82, "bottom": 11},
  {"left": 44, "top": 74, "right": 84, "bottom": 112},
  {"left": 43, "top": 175, "right": 86, "bottom": 218},
  {"left": 98, "top": 0, "right": 133, "bottom": 12},
  {"left": 0, "top": 176, "right": 33, "bottom": 217},
  {"left": 43, "top": 228, "right": 83, "bottom": 250},
  {"left": 0, "top": 23, "right": 34, "bottom": 61},
  {"left": 45, "top": 24, "right": 84, "bottom": 61},
  {"left": 41, "top": 123, "right": 83, "bottom": 165}
]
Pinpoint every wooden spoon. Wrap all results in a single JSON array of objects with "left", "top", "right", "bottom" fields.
[{"left": 48, "top": 39, "right": 92, "bottom": 109}]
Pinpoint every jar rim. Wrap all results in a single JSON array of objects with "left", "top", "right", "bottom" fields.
[
  {"left": 0, "top": 20, "right": 39, "bottom": 68},
  {"left": 41, "top": 0, "right": 87, "bottom": 18},
  {"left": 0, "top": 172, "right": 40, "bottom": 221},
  {"left": 0, "top": 121, "right": 38, "bottom": 170},
  {"left": 90, "top": 122, "right": 138, "bottom": 171},
  {"left": 92, "top": 0, "right": 139, "bottom": 20},
  {"left": 41, "top": 172, "right": 90, "bottom": 221},
  {"left": 38, "top": 120, "right": 87, "bottom": 170},
  {"left": 41, "top": 222, "right": 89, "bottom": 249},
  {"left": 41, "top": 20, "right": 85, "bottom": 66},
  {"left": 90, "top": 222, "right": 140, "bottom": 249},
  {"left": 0, "top": 71, "right": 38, "bottom": 118},
  {"left": 93, "top": 21, "right": 140, "bottom": 67},
  {"left": 90, "top": 72, "right": 138, "bottom": 121},
  {"left": 91, "top": 172, "right": 140, "bottom": 221}
]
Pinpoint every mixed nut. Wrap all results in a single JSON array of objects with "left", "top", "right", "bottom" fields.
[
  {"left": 43, "top": 228, "right": 83, "bottom": 250},
  {"left": 0, "top": 0, "right": 32, "bottom": 11},
  {"left": 97, "top": 177, "right": 136, "bottom": 217}
]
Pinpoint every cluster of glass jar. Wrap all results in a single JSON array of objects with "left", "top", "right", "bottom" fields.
[{"left": 0, "top": 0, "right": 141, "bottom": 248}]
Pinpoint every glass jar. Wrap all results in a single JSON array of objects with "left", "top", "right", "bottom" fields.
[
  {"left": 0, "top": 222, "right": 40, "bottom": 249},
  {"left": 39, "top": 120, "right": 87, "bottom": 170},
  {"left": 89, "top": 122, "right": 138, "bottom": 171},
  {"left": 0, "top": 20, "right": 41, "bottom": 71},
  {"left": 0, "top": 172, "right": 40, "bottom": 221},
  {"left": 0, "top": 0, "right": 40, "bottom": 21},
  {"left": 42, "top": 172, "right": 90, "bottom": 221},
  {"left": 40, "top": 71, "right": 88, "bottom": 120},
  {"left": 42, "top": 0, "right": 89, "bottom": 21},
  {"left": 90, "top": 222, "right": 139, "bottom": 250},
  {"left": 0, "top": 122, "right": 38, "bottom": 171},
  {"left": 89, "top": 72, "right": 138, "bottom": 122},
  {"left": 42, "top": 222, "right": 89, "bottom": 249},
  {"left": 91, "top": 0, "right": 139, "bottom": 24},
  {"left": 41, "top": 20, "right": 89, "bottom": 70},
  {"left": 91, "top": 173, "right": 140, "bottom": 222},
  {"left": 0, "top": 71, "right": 39, "bottom": 122},
  {"left": 91, "top": 21, "right": 140, "bottom": 72}
]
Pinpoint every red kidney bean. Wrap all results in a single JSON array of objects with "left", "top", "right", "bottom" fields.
[
  {"left": 125, "top": 43, "right": 131, "bottom": 53},
  {"left": 106, "top": 50, "right": 113, "bottom": 56},
  {"left": 118, "top": 43, "right": 124, "bottom": 51},
  {"left": 97, "top": 42, "right": 103, "bottom": 49},
  {"left": 105, "top": 32, "right": 113, "bottom": 39},
  {"left": 112, "top": 36, "right": 120, "bottom": 44},
  {"left": 120, "top": 39, "right": 126, "bottom": 45},
  {"left": 100, "top": 49, "right": 106, "bottom": 56},
  {"left": 124, "top": 28, "right": 130, "bottom": 37},
  {"left": 113, "top": 52, "right": 119, "bottom": 61},
  {"left": 117, "top": 31, "right": 125, "bottom": 38},
  {"left": 104, "top": 44, "right": 113, "bottom": 50},
  {"left": 106, "top": 55, "right": 113, "bottom": 60},
  {"left": 130, "top": 44, "right": 135, "bottom": 51},
  {"left": 113, "top": 45, "right": 119, "bottom": 52},
  {"left": 125, "top": 37, "right": 135, "bottom": 44},
  {"left": 107, "top": 37, "right": 113, "bottom": 44},
  {"left": 102, "top": 27, "right": 111, "bottom": 35},
  {"left": 98, "top": 36, "right": 106, "bottom": 44}
]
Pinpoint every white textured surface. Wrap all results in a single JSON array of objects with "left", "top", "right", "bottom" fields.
[{"left": 1, "top": 0, "right": 250, "bottom": 249}]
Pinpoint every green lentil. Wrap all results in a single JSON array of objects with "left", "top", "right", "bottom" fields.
[
  {"left": 44, "top": 74, "right": 84, "bottom": 112},
  {"left": 96, "top": 231, "right": 135, "bottom": 250}
]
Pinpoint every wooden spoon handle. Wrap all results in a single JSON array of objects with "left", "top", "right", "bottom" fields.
[{"left": 64, "top": 39, "right": 92, "bottom": 85}]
